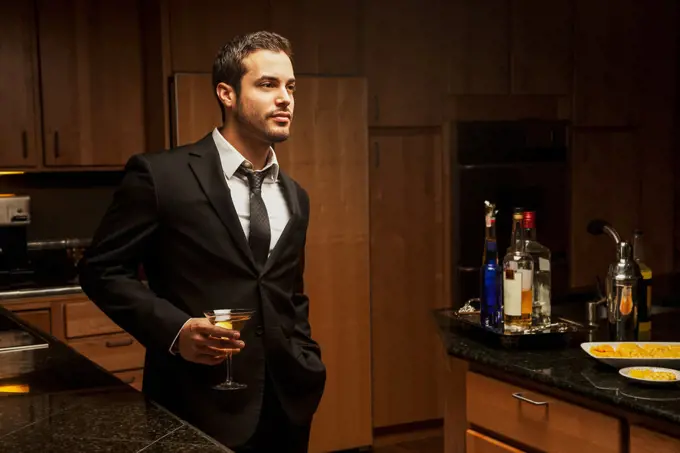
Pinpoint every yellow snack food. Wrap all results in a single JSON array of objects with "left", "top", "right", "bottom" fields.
[
  {"left": 628, "top": 368, "right": 678, "bottom": 381},
  {"left": 589, "top": 343, "right": 680, "bottom": 359}
]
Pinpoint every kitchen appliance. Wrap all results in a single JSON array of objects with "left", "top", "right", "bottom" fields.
[
  {"left": 0, "top": 195, "right": 31, "bottom": 285},
  {"left": 450, "top": 120, "right": 570, "bottom": 309}
]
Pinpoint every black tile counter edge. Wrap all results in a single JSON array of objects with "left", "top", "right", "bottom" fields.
[
  {"left": 433, "top": 311, "right": 680, "bottom": 439},
  {"left": 0, "top": 305, "right": 234, "bottom": 452}
]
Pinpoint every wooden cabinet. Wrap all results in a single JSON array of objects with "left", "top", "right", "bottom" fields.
[
  {"left": 13, "top": 309, "right": 51, "bottom": 336},
  {"left": 269, "top": 0, "right": 360, "bottom": 76},
  {"left": 364, "top": 0, "right": 446, "bottom": 127},
  {"left": 465, "top": 372, "right": 621, "bottom": 453},
  {"left": 276, "top": 76, "right": 373, "bottom": 453},
  {"left": 573, "top": 0, "right": 636, "bottom": 127},
  {"left": 171, "top": 73, "right": 221, "bottom": 147},
  {"left": 466, "top": 430, "right": 524, "bottom": 453},
  {"left": 167, "top": 0, "right": 270, "bottom": 73},
  {"left": 630, "top": 425, "right": 680, "bottom": 453},
  {"left": 0, "top": 1, "right": 42, "bottom": 169},
  {"left": 37, "top": 0, "right": 146, "bottom": 167},
  {"left": 0, "top": 0, "right": 146, "bottom": 170},
  {"left": 2, "top": 294, "right": 145, "bottom": 391},
  {"left": 569, "top": 131, "right": 638, "bottom": 288},
  {"left": 370, "top": 130, "right": 448, "bottom": 427},
  {"left": 446, "top": 0, "right": 510, "bottom": 95},
  {"left": 510, "top": 0, "right": 572, "bottom": 95}
]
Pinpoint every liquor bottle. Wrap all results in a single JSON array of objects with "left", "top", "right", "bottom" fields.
[
  {"left": 633, "top": 229, "right": 652, "bottom": 340},
  {"left": 502, "top": 209, "right": 533, "bottom": 331},
  {"left": 523, "top": 211, "right": 551, "bottom": 327},
  {"left": 480, "top": 201, "right": 501, "bottom": 329}
]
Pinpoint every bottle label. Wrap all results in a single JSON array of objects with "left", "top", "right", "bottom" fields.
[
  {"left": 503, "top": 269, "right": 522, "bottom": 316},
  {"left": 539, "top": 257, "right": 550, "bottom": 272},
  {"left": 518, "top": 268, "right": 533, "bottom": 291}
]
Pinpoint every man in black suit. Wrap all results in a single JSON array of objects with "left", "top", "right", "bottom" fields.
[{"left": 78, "top": 31, "right": 325, "bottom": 452}]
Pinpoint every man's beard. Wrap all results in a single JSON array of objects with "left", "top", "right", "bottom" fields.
[{"left": 234, "top": 99, "right": 291, "bottom": 144}]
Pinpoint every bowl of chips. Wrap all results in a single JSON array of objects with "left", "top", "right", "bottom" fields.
[{"left": 581, "top": 342, "right": 680, "bottom": 369}]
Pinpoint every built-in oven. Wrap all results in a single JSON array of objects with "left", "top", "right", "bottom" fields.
[{"left": 450, "top": 120, "right": 570, "bottom": 308}]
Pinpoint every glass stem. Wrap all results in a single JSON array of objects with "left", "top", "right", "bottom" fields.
[{"left": 225, "top": 351, "right": 233, "bottom": 385}]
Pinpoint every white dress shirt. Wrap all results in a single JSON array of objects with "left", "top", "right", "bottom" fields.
[
  {"left": 170, "top": 129, "right": 291, "bottom": 353},
  {"left": 211, "top": 127, "right": 291, "bottom": 253}
]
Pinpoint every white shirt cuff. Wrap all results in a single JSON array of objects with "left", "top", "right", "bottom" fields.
[{"left": 169, "top": 319, "right": 192, "bottom": 355}]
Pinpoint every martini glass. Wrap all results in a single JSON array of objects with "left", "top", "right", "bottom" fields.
[{"left": 204, "top": 309, "right": 255, "bottom": 390}]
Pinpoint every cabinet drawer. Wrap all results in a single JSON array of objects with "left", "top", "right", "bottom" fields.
[
  {"left": 630, "top": 425, "right": 680, "bottom": 453},
  {"left": 466, "top": 429, "right": 524, "bottom": 453},
  {"left": 114, "top": 369, "right": 144, "bottom": 392},
  {"left": 13, "top": 309, "right": 51, "bottom": 335},
  {"left": 466, "top": 372, "right": 621, "bottom": 453},
  {"left": 64, "top": 300, "right": 122, "bottom": 338},
  {"left": 69, "top": 333, "right": 145, "bottom": 372}
]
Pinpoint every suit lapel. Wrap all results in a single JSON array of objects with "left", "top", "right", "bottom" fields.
[
  {"left": 263, "top": 170, "right": 301, "bottom": 274},
  {"left": 187, "top": 135, "right": 257, "bottom": 270}
]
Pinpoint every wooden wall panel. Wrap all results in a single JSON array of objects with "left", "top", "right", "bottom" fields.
[
  {"left": 570, "top": 131, "right": 639, "bottom": 288},
  {"left": 269, "top": 0, "right": 361, "bottom": 75},
  {"left": 511, "top": 0, "right": 572, "bottom": 95},
  {"left": 276, "top": 77, "right": 373, "bottom": 452},
  {"left": 168, "top": 0, "right": 270, "bottom": 73},
  {"left": 370, "top": 129, "right": 447, "bottom": 427},
  {"left": 446, "top": 0, "right": 510, "bottom": 95},
  {"left": 171, "top": 73, "right": 221, "bottom": 146}
]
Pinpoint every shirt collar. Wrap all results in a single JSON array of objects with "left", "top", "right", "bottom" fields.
[{"left": 211, "top": 128, "right": 280, "bottom": 182}]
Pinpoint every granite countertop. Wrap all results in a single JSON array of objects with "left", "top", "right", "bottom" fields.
[
  {"left": 434, "top": 302, "right": 680, "bottom": 427},
  {"left": 0, "top": 306, "right": 232, "bottom": 452}
]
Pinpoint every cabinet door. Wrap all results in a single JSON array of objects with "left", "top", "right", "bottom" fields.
[
  {"left": 38, "top": 0, "right": 146, "bottom": 167},
  {"left": 0, "top": 1, "right": 41, "bottom": 168},
  {"left": 171, "top": 73, "right": 221, "bottom": 147},
  {"left": 365, "top": 0, "right": 446, "bottom": 126},
  {"left": 14, "top": 310, "right": 51, "bottom": 335},
  {"left": 269, "top": 0, "right": 361, "bottom": 75},
  {"left": 511, "top": 0, "right": 572, "bottom": 95},
  {"left": 573, "top": 0, "right": 636, "bottom": 126},
  {"left": 370, "top": 131, "right": 447, "bottom": 427},
  {"left": 276, "top": 77, "right": 372, "bottom": 452},
  {"left": 570, "top": 131, "right": 639, "bottom": 288},
  {"left": 630, "top": 425, "right": 680, "bottom": 453},
  {"left": 168, "top": 0, "right": 270, "bottom": 73}
]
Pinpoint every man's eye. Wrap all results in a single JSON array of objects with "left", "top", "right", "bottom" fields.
[
  {"left": 288, "top": 85, "right": 296, "bottom": 92},
  {"left": 262, "top": 82, "right": 273, "bottom": 88}
]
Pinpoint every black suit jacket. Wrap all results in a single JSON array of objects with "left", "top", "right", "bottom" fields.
[{"left": 78, "top": 134, "right": 326, "bottom": 446}]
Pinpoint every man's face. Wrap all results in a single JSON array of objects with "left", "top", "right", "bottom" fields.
[{"left": 233, "top": 50, "right": 295, "bottom": 144}]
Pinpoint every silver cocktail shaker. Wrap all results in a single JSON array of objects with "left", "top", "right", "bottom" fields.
[{"left": 606, "top": 241, "right": 641, "bottom": 341}]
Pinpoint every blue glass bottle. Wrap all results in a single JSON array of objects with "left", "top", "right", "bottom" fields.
[{"left": 480, "top": 204, "right": 501, "bottom": 329}]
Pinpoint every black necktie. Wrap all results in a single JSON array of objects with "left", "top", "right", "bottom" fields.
[{"left": 237, "top": 164, "right": 271, "bottom": 267}]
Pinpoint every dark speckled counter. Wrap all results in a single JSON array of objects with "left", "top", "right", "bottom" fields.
[
  {"left": 0, "top": 306, "right": 232, "bottom": 453},
  {"left": 434, "top": 302, "right": 680, "bottom": 434}
]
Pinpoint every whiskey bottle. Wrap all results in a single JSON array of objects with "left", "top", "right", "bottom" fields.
[
  {"left": 502, "top": 209, "right": 533, "bottom": 331},
  {"left": 523, "top": 211, "right": 551, "bottom": 327}
]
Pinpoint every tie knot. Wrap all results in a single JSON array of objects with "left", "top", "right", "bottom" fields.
[{"left": 237, "top": 164, "right": 269, "bottom": 194}]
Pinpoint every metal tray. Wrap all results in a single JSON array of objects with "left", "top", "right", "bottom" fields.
[{"left": 446, "top": 299, "right": 586, "bottom": 348}]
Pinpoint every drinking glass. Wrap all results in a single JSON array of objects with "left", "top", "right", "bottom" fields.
[{"left": 203, "top": 309, "right": 255, "bottom": 390}]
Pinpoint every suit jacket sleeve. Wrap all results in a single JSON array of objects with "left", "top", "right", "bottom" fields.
[{"left": 78, "top": 154, "right": 190, "bottom": 352}]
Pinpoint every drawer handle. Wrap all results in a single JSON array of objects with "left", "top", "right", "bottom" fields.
[
  {"left": 106, "top": 338, "right": 134, "bottom": 348},
  {"left": 121, "top": 376, "right": 136, "bottom": 384},
  {"left": 512, "top": 392, "right": 548, "bottom": 406}
]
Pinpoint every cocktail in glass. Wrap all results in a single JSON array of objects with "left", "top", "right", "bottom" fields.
[{"left": 203, "top": 309, "right": 255, "bottom": 390}]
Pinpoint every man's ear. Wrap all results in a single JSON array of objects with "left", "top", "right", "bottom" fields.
[{"left": 216, "top": 82, "right": 236, "bottom": 110}]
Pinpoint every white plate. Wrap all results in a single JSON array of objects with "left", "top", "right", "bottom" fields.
[
  {"left": 580, "top": 342, "right": 680, "bottom": 369},
  {"left": 619, "top": 366, "right": 680, "bottom": 386}
]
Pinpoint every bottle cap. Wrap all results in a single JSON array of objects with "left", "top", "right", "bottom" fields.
[{"left": 523, "top": 211, "right": 536, "bottom": 228}]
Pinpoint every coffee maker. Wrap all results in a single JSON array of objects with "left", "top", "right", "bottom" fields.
[{"left": 0, "top": 195, "right": 32, "bottom": 284}]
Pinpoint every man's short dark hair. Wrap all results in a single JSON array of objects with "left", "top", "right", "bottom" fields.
[{"left": 212, "top": 31, "right": 293, "bottom": 122}]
